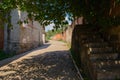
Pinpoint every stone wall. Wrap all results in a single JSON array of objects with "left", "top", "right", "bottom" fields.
[
  {"left": 71, "top": 25, "right": 101, "bottom": 80},
  {"left": 19, "top": 21, "right": 43, "bottom": 53},
  {"left": 64, "top": 25, "right": 73, "bottom": 44},
  {"left": 102, "top": 26, "right": 120, "bottom": 53},
  {"left": 49, "top": 17, "right": 83, "bottom": 44},
  {"left": 102, "top": 2, "right": 120, "bottom": 53},
  {"left": 63, "top": 17, "right": 83, "bottom": 45},
  {"left": 4, "top": 9, "right": 44, "bottom": 53},
  {"left": 8, "top": 9, "right": 21, "bottom": 53}
]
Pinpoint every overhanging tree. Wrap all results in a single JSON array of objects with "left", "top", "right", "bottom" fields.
[{"left": 0, "top": 0, "right": 120, "bottom": 29}]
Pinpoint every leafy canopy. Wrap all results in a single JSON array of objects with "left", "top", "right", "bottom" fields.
[{"left": 0, "top": 0, "right": 120, "bottom": 28}]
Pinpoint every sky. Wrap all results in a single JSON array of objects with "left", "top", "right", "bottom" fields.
[
  {"left": 45, "top": 15, "right": 72, "bottom": 32},
  {"left": 45, "top": 23, "right": 54, "bottom": 32}
]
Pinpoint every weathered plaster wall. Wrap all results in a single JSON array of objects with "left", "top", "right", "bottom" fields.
[
  {"left": 64, "top": 17, "right": 83, "bottom": 44},
  {"left": 19, "top": 20, "right": 43, "bottom": 53},
  {"left": 5, "top": 9, "right": 44, "bottom": 53},
  {"left": 33, "top": 21, "right": 43, "bottom": 45},
  {"left": 9, "top": 9, "right": 20, "bottom": 53},
  {"left": 65, "top": 26, "right": 73, "bottom": 44}
]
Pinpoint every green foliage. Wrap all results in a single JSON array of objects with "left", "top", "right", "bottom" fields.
[
  {"left": 0, "top": 0, "right": 120, "bottom": 29},
  {"left": 116, "top": 0, "right": 120, "bottom": 4},
  {"left": 46, "top": 24, "right": 68, "bottom": 40},
  {"left": 115, "top": 78, "right": 120, "bottom": 80},
  {"left": 46, "top": 29, "right": 63, "bottom": 40}
]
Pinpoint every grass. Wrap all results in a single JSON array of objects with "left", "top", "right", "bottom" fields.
[{"left": 0, "top": 50, "right": 15, "bottom": 61}]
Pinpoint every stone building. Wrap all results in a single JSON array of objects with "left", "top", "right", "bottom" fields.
[
  {"left": 63, "top": 17, "right": 84, "bottom": 44},
  {"left": 2, "top": 9, "right": 45, "bottom": 53}
]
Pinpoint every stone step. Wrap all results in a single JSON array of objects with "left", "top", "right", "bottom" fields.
[
  {"left": 78, "top": 28, "right": 96, "bottom": 31},
  {"left": 80, "top": 34, "right": 102, "bottom": 38},
  {"left": 97, "top": 68, "right": 120, "bottom": 80},
  {"left": 92, "top": 60, "right": 120, "bottom": 69},
  {"left": 80, "top": 37, "right": 105, "bottom": 44},
  {"left": 76, "top": 25, "right": 120, "bottom": 80},
  {"left": 84, "top": 42, "right": 109, "bottom": 48},
  {"left": 78, "top": 28, "right": 99, "bottom": 31},
  {"left": 89, "top": 47, "right": 116, "bottom": 53},
  {"left": 82, "top": 39, "right": 104, "bottom": 44},
  {"left": 90, "top": 53, "right": 118, "bottom": 61},
  {"left": 79, "top": 32, "right": 99, "bottom": 35}
]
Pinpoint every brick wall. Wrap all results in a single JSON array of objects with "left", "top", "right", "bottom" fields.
[{"left": 51, "top": 33, "right": 63, "bottom": 40}]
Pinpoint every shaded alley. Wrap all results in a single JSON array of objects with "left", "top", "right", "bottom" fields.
[{"left": 0, "top": 40, "right": 81, "bottom": 80}]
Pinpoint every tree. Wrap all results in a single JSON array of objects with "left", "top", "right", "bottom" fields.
[{"left": 0, "top": 0, "right": 120, "bottom": 28}]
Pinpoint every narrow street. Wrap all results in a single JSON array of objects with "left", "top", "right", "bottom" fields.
[{"left": 0, "top": 40, "right": 81, "bottom": 80}]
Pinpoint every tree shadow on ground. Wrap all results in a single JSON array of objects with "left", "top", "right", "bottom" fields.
[
  {"left": 0, "top": 50, "right": 80, "bottom": 80},
  {"left": 0, "top": 44, "right": 51, "bottom": 67}
]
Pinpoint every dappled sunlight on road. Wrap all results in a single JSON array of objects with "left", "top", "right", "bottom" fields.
[{"left": 0, "top": 41, "right": 80, "bottom": 80}]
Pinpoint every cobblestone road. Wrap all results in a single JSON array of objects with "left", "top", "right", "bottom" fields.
[{"left": 0, "top": 40, "right": 81, "bottom": 80}]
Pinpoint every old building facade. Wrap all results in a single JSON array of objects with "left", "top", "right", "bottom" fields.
[{"left": 2, "top": 9, "right": 45, "bottom": 53}]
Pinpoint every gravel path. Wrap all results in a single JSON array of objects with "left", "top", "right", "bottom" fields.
[{"left": 0, "top": 40, "right": 81, "bottom": 80}]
